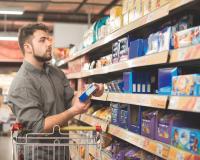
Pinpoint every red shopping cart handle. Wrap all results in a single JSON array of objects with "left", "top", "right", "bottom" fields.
[{"left": 12, "top": 123, "right": 23, "bottom": 132}]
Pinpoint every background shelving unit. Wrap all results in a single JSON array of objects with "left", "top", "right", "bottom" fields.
[{"left": 61, "top": 0, "right": 200, "bottom": 159}]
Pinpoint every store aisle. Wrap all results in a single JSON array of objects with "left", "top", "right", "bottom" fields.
[{"left": 0, "top": 136, "right": 12, "bottom": 160}]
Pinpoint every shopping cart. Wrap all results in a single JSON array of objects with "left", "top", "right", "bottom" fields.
[{"left": 11, "top": 123, "right": 102, "bottom": 160}]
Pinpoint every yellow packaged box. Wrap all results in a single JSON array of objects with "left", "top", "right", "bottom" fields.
[
  {"left": 122, "top": 0, "right": 129, "bottom": 14},
  {"left": 143, "top": 0, "right": 151, "bottom": 15},
  {"left": 110, "top": 6, "right": 122, "bottom": 21},
  {"left": 123, "top": 12, "right": 129, "bottom": 26}
]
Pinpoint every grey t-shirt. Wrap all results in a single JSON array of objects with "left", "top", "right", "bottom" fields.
[{"left": 8, "top": 60, "right": 74, "bottom": 133}]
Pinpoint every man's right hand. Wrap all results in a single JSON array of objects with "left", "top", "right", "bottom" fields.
[{"left": 69, "top": 94, "right": 91, "bottom": 116}]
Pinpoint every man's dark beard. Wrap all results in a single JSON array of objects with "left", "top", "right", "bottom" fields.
[{"left": 33, "top": 54, "right": 52, "bottom": 62}]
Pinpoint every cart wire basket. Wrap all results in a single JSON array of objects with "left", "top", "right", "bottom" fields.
[{"left": 11, "top": 123, "right": 102, "bottom": 160}]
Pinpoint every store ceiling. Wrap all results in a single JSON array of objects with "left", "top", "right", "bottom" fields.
[{"left": 0, "top": 0, "right": 121, "bottom": 32}]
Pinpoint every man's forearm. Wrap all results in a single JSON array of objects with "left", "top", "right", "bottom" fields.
[{"left": 43, "top": 108, "right": 75, "bottom": 132}]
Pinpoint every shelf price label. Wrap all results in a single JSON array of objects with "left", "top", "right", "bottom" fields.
[
  {"left": 168, "top": 146, "right": 200, "bottom": 160},
  {"left": 81, "top": 114, "right": 109, "bottom": 132},
  {"left": 170, "top": 0, "right": 194, "bottom": 11},
  {"left": 169, "top": 96, "right": 200, "bottom": 113},
  {"left": 143, "top": 138, "right": 169, "bottom": 159},
  {"left": 170, "top": 44, "right": 200, "bottom": 63}
]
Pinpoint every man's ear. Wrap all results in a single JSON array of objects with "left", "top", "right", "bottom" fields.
[{"left": 24, "top": 43, "right": 32, "bottom": 54}]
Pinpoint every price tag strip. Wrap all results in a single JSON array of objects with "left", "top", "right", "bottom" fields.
[
  {"left": 168, "top": 146, "right": 200, "bottom": 160},
  {"left": 170, "top": 44, "right": 200, "bottom": 63},
  {"left": 107, "top": 93, "right": 168, "bottom": 109},
  {"left": 80, "top": 114, "right": 109, "bottom": 132},
  {"left": 169, "top": 96, "right": 200, "bottom": 113}
]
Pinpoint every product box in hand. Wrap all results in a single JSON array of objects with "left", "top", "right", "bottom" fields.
[
  {"left": 172, "top": 74, "right": 200, "bottom": 96},
  {"left": 158, "top": 67, "right": 180, "bottom": 95},
  {"left": 171, "top": 127, "right": 200, "bottom": 155},
  {"left": 79, "top": 83, "right": 97, "bottom": 102},
  {"left": 128, "top": 105, "right": 142, "bottom": 134}
]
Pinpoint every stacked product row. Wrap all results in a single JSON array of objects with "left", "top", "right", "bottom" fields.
[
  {"left": 110, "top": 103, "right": 200, "bottom": 155},
  {"left": 68, "top": 0, "right": 171, "bottom": 58},
  {"left": 104, "top": 67, "right": 200, "bottom": 96},
  {"left": 80, "top": 14, "right": 199, "bottom": 72},
  {"left": 84, "top": 102, "right": 200, "bottom": 156}
]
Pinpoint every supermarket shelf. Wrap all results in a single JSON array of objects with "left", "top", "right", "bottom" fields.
[
  {"left": 57, "top": 59, "right": 68, "bottom": 67},
  {"left": 169, "top": 0, "right": 194, "bottom": 10},
  {"left": 79, "top": 114, "right": 109, "bottom": 132},
  {"left": 67, "top": 72, "right": 81, "bottom": 79},
  {"left": 107, "top": 93, "right": 168, "bottom": 109},
  {"left": 168, "top": 146, "right": 200, "bottom": 160},
  {"left": 168, "top": 96, "right": 200, "bottom": 113},
  {"left": 59, "top": 0, "right": 196, "bottom": 65},
  {"left": 170, "top": 44, "right": 200, "bottom": 63},
  {"left": 75, "top": 115, "right": 200, "bottom": 159},
  {"left": 108, "top": 124, "right": 169, "bottom": 159},
  {"left": 60, "top": 4, "right": 170, "bottom": 64},
  {"left": 67, "top": 51, "right": 169, "bottom": 79},
  {"left": 91, "top": 92, "right": 108, "bottom": 101}
]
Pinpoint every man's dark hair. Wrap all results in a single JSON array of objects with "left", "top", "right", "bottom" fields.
[{"left": 18, "top": 23, "right": 49, "bottom": 55}]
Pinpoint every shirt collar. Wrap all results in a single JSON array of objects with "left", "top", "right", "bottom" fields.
[{"left": 23, "top": 60, "right": 50, "bottom": 75}]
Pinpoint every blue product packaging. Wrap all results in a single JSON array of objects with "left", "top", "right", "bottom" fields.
[
  {"left": 79, "top": 83, "right": 97, "bottom": 102},
  {"left": 129, "top": 39, "right": 144, "bottom": 59},
  {"left": 143, "top": 39, "right": 148, "bottom": 55},
  {"left": 118, "top": 104, "right": 129, "bottom": 129},
  {"left": 141, "top": 72, "right": 146, "bottom": 93},
  {"left": 128, "top": 105, "right": 142, "bottom": 134},
  {"left": 123, "top": 72, "right": 133, "bottom": 93},
  {"left": 112, "top": 41, "right": 119, "bottom": 63},
  {"left": 171, "top": 127, "right": 200, "bottom": 155},
  {"left": 158, "top": 68, "right": 179, "bottom": 95},
  {"left": 111, "top": 103, "right": 120, "bottom": 126}
]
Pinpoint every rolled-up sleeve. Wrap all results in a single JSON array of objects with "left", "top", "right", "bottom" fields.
[{"left": 8, "top": 87, "right": 44, "bottom": 133}]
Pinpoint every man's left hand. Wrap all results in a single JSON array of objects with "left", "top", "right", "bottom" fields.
[{"left": 92, "top": 83, "right": 104, "bottom": 97}]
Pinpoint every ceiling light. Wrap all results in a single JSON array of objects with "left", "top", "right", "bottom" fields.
[
  {"left": 0, "top": 8, "right": 24, "bottom": 15},
  {"left": 0, "top": 32, "right": 18, "bottom": 41}
]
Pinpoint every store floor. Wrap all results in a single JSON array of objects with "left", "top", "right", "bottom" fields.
[{"left": 0, "top": 136, "right": 12, "bottom": 160}]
